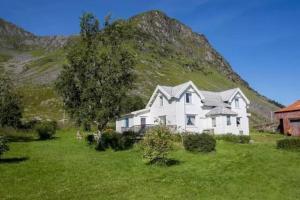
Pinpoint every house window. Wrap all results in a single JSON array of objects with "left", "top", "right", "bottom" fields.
[
  {"left": 159, "top": 116, "right": 166, "bottom": 125},
  {"left": 236, "top": 117, "right": 241, "bottom": 127},
  {"left": 159, "top": 95, "right": 163, "bottom": 106},
  {"left": 186, "top": 115, "right": 195, "bottom": 126},
  {"left": 125, "top": 118, "right": 129, "bottom": 128},
  {"left": 227, "top": 116, "right": 231, "bottom": 126},
  {"left": 185, "top": 93, "right": 192, "bottom": 104},
  {"left": 212, "top": 117, "right": 216, "bottom": 127},
  {"left": 235, "top": 98, "right": 239, "bottom": 108}
]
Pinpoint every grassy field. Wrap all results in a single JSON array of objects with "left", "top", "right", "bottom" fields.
[{"left": 1, "top": 130, "right": 300, "bottom": 200}]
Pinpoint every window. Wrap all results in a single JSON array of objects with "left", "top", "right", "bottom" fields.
[
  {"left": 159, "top": 95, "right": 163, "bottom": 106},
  {"left": 212, "top": 117, "right": 216, "bottom": 127},
  {"left": 227, "top": 116, "right": 231, "bottom": 126},
  {"left": 185, "top": 93, "right": 192, "bottom": 104},
  {"left": 125, "top": 118, "right": 129, "bottom": 128},
  {"left": 236, "top": 117, "right": 241, "bottom": 127},
  {"left": 186, "top": 115, "right": 195, "bottom": 126},
  {"left": 159, "top": 116, "right": 166, "bottom": 125},
  {"left": 235, "top": 98, "right": 239, "bottom": 108}
]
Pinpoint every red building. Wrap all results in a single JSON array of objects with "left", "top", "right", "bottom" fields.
[{"left": 274, "top": 100, "right": 300, "bottom": 136}]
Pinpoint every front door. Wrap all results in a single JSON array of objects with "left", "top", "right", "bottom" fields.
[{"left": 141, "top": 117, "right": 146, "bottom": 129}]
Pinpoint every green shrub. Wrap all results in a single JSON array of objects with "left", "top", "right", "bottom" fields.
[
  {"left": 183, "top": 133, "right": 216, "bottom": 153},
  {"left": 141, "top": 126, "right": 173, "bottom": 164},
  {"left": 95, "top": 130, "right": 136, "bottom": 151},
  {"left": 18, "top": 119, "right": 40, "bottom": 130},
  {"left": 277, "top": 138, "right": 300, "bottom": 150},
  {"left": 0, "top": 136, "right": 9, "bottom": 157},
  {"left": 36, "top": 121, "right": 57, "bottom": 140},
  {"left": 216, "top": 134, "right": 250, "bottom": 144},
  {"left": 86, "top": 134, "right": 95, "bottom": 145}
]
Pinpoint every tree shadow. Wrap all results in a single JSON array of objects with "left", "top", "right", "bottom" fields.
[
  {"left": 0, "top": 157, "right": 29, "bottom": 164},
  {"left": 148, "top": 158, "right": 181, "bottom": 167}
]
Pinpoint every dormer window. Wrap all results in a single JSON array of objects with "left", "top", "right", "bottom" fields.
[
  {"left": 159, "top": 95, "right": 163, "bottom": 106},
  {"left": 235, "top": 98, "right": 239, "bottom": 108},
  {"left": 185, "top": 93, "right": 192, "bottom": 104}
]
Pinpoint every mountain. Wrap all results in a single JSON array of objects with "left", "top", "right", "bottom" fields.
[{"left": 0, "top": 11, "right": 282, "bottom": 126}]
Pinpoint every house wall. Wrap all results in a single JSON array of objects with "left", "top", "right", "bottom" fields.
[
  {"left": 229, "top": 92, "right": 250, "bottom": 135},
  {"left": 116, "top": 116, "right": 134, "bottom": 132},
  {"left": 175, "top": 87, "right": 204, "bottom": 132},
  {"left": 275, "top": 110, "right": 300, "bottom": 136},
  {"left": 149, "top": 90, "right": 176, "bottom": 125}
]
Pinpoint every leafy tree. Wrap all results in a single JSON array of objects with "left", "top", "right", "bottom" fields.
[
  {"left": 120, "top": 95, "right": 145, "bottom": 114},
  {"left": 0, "top": 72, "right": 23, "bottom": 128},
  {"left": 142, "top": 126, "right": 173, "bottom": 165},
  {"left": 56, "top": 12, "right": 135, "bottom": 131}
]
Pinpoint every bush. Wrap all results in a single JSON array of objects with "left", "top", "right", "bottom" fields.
[
  {"left": 86, "top": 134, "right": 95, "bottom": 145},
  {"left": 183, "top": 133, "right": 216, "bottom": 153},
  {"left": 216, "top": 134, "right": 250, "bottom": 144},
  {"left": 18, "top": 119, "right": 40, "bottom": 130},
  {"left": 141, "top": 126, "right": 173, "bottom": 165},
  {"left": 0, "top": 136, "right": 9, "bottom": 157},
  {"left": 95, "top": 130, "right": 136, "bottom": 151},
  {"left": 277, "top": 138, "right": 300, "bottom": 150},
  {"left": 36, "top": 121, "right": 57, "bottom": 140}
]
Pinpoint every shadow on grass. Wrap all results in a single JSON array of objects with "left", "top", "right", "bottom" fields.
[
  {"left": 148, "top": 158, "right": 181, "bottom": 167},
  {"left": 0, "top": 157, "right": 29, "bottom": 164},
  {"left": 8, "top": 137, "right": 37, "bottom": 142}
]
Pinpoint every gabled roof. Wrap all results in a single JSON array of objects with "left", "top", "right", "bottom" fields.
[
  {"left": 146, "top": 81, "right": 205, "bottom": 108},
  {"left": 275, "top": 100, "right": 300, "bottom": 113},
  {"left": 146, "top": 81, "right": 250, "bottom": 108},
  {"left": 200, "top": 90, "right": 231, "bottom": 108},
  {"left": 206, "top": 106, "right": 238, "bottom": 116}
]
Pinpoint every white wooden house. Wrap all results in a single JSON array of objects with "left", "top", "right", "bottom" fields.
[{"left": 116, "top": 81, "right": 250, "bottom": 135}]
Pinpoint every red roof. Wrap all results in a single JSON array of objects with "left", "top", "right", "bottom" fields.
[{"left": 275, "top": 100, "right": 300, "bottom": 113}]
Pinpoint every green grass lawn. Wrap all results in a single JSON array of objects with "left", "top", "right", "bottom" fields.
[{"left": 1, "top": 130, "right": 300, "bottom": 200}]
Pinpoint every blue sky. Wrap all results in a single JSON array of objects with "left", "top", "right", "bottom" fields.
[{"left": 1, "top": 0, "right": 299, "bottom": 106}]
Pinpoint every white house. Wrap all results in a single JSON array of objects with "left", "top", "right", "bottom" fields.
[{"left": 116, "top": 81, "right": 250, "bottom": 135}]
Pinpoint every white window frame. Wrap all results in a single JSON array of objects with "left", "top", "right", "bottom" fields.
[
  {"left": 159, "top": 115, "right": 166, "bottom": 125},
  {"left": 212, "top": 117, "right": 216, "bottom": 127},
  {"left": 185, "top": 93, "right": 192, "bottom": 104},
  {"left": 227, "top": 116, "right": 231, "bottom": 126},
  {"left": 124, "top": 118, "right": 129, "bottom": 128},
  {"left": 186, "top": 115, "right": 196, "bottom": 126},
  {"left": 159, "top": 95, "right": 163, "bottom": 106},
  {"left": 236, "top": 117, "right": 241, "bottom": 127},
  {"left": 235, "top": 98, "right": 240, "bottom": 108}
]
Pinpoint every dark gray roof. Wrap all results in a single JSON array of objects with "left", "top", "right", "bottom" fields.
[{"left": 206, "top": 106, "right": 238, "bottom": 116}]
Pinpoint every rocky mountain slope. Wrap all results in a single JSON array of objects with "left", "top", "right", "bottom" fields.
[{"left": 0, "top": 11, "right": 282, "bottom": 126}]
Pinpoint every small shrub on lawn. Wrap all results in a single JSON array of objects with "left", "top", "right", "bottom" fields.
[
  {"left": 0, "top": 136, "right": 9, "bottom": 157},
  {"left": 183, "top": 133, "right": 216, "bottom": 153},
  {"left": 277, "top": 138, "right": 300, "bottom": 150},
  {"left": 86, "top": 134, "right": 95, "bottom": 145},
  {"left": 95, "top": 130, "right": 135, "bottom": 151},
  {"left": 216, "top": 134, "right": 250, "bottom": 144},
  {"left": 36, "top": 121, "right": 57, "bottom": 140},
  {"left": 141, "top": 126, "right": 173, "bottom": 165}
]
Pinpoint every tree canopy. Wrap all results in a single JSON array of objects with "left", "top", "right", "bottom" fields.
[
  {"left": 0, "top": 72, "right": 23, "bottom": 128},
  {"left": 56, "top": 12, "right": 135, "bottom": 131}
]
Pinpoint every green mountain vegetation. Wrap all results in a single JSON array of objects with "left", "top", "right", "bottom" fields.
[{"left": 0, "top": 11, "right": 282, "bottom": 126}]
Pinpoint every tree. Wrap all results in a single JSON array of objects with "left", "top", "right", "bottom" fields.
[
  {"left": 56, "top": 12, "right": 135, "bottom": 131},
  {"left": 0, "top": 72, "right": 23, "bottom": 128},
  {"left": 120, "top": 95, "right": 145, "bottom": 115},
  {"left": 142, "top": 126, "right": 173, "bottom": 165}
]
